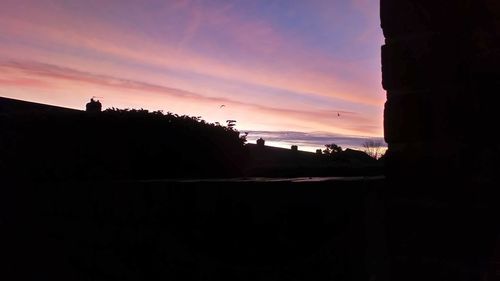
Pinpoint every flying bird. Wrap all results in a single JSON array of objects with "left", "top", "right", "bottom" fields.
[
  {"left": 337, "top": 112, "right": 340, "bottom": 117},
  {"left": 219, "top": 104, "right": 225, "bottom": 108}
]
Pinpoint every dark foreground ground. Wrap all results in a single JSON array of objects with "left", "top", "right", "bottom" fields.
[{"left": 1, "top": 178, "right": 499, "bottom": 280}]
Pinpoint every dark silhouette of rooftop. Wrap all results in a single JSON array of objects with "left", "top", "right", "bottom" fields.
[{"left": 0, "top": 96, "right": 80, "bottom": 115}]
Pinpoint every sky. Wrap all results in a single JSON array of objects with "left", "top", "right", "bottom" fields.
[{"left": 0, "top": 0, "right": 385, "bottom": 152}]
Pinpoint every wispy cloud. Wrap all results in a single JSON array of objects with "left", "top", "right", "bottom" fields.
[
  {"left": 1, "top": 61, "right": 204, "bottom": 99},
  {"left": 245, "top": 130, "right": 386, "bottom": 152},
  {"left": 0, "top": 60, "right": 382, "bottom": 135},
  {"left": 0, "top": 1, "right": 384, "bottom": 138},
  {"left": 0, "top": 1, "right": 384, "bottom": 106}
]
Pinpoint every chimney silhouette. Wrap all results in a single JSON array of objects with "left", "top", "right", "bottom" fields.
[
  {"left": 256, "top": 138, "right": 265, "bottom": 147},
  {"left": 86, "top": 98, "right": 102, "bottom": 113}
]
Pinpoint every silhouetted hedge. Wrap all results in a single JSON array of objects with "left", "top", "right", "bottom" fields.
[{"left": 0, "top": 109, "right": 248, "bottom": 181}]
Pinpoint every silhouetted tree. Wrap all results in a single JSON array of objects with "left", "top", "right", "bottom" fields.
[
  {"left": 362, "top": 139, "right": 385, "bottom": 159},
  {"left": 240, "top": 132, "right": 248, "bottom": 143},
  {"left": 226, "top": 120, "right": 237, "bottom": 129},
  {"left": 323, "top": 143, "right": 342, "bottom": 155}
]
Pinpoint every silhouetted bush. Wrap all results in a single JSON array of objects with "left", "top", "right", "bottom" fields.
[
  {"left": 323, "top": 143, "right": 343, "bottom": 155},
  {"left": 0, "top": 109, "right": 248, "bottom": 181}
]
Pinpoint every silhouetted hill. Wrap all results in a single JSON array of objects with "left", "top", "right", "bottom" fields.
[{"left": 245, "top": 144, "right": 381, "bottom": 177}]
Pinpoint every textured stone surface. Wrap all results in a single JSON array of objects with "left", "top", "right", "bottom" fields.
[
  {"left": 381, "top": 4, "right": 500, "bottom": 280},
  {"left": 380, "top": 0, "right": 470, "bottom": 38},
  {"left": 381, "top": 35, "right": 463, "bottom": 91},
  {"left": 382, "top": 0, "right": 500, "bottom": 179}
]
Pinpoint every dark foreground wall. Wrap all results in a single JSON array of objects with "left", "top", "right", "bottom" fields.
[
  {"left": 1, "top": 179, "right": 385, "bottom": 281},
  {"left": 2, "top": 179, "right": 500, "bottom": 280},
  {"left": 381, "top": 2, "right": 500, "bottom": 279},
  {"left": 381, "top": 1, "right": 500, "bottom": 180}
]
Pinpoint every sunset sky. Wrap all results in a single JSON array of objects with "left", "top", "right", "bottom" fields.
[{"left": 0, "top": 0, "right": 385, "bottom": 151}]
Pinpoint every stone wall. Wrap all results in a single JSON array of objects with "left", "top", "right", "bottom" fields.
[{"left": 381, "top": 0, "right": 500, "bottom": 180}]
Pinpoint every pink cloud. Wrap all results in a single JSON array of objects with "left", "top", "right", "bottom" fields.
[
  {"left": 0, "top": 77, "right": 52, "bottom": 89},
  {"left": 0, "top": 2, "right": 383, "bottom": 106},
  {"left": 0, "top": 1, "right": 384, "bottom": 137},
  {"left": 0, "top": 60, "right": 382, "bottom": 136}
]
